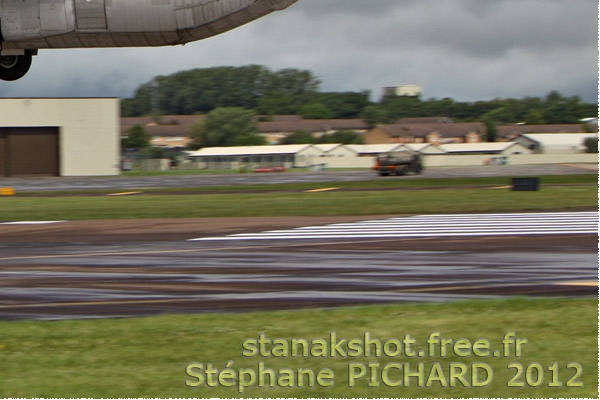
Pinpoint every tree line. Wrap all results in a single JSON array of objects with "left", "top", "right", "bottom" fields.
[{"left": 121, "top": 65, "right": 597, "bottom": 126}]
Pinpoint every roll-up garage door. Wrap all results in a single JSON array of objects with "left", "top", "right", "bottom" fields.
[{"left": 0, "top": 127, "right": 59, "bottom": 177}]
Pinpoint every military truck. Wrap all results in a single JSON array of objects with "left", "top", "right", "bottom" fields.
[{"left": 373, "top": 152, "right": 423, "bottom": 176}]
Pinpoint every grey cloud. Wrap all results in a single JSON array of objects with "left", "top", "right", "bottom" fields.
[{"left": 0, "top": 0, "right": 596, "bottom": 102}]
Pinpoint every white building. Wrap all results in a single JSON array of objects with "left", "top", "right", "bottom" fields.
[
  {"left": 345, "top": 144, "right": 405, "bottom": 157},
  {"left": 383, "top": 85, "right": 423, "bottom": 97},
  {"left": 438, "top": 142, "right": 533, "bottom": 155},
  {"left": 189, "top": 144, "right": 324, "bottom": 169},
  {"left": 313, "top": 143, "right": 357, "bottom": 158},
  {"left": 513, "top": 133, "right": 597, "bottom": 154},
  {"left": 0, "top": 98, "right": 120, "bottom": 177}
]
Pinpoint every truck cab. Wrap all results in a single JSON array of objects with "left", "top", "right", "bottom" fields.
[{"left": 373, "top": 152, "right": 423, "bottom": 176}]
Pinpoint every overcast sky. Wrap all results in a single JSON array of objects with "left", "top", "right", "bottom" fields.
[{"left": 0, "top": 0, "right": 597, "bottom": 103}]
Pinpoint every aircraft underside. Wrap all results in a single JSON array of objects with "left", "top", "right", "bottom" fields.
[{"left": 0, "top": 0, "right": 298, "bottom": 80}]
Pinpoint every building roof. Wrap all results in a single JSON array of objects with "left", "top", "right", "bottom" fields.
[
  {"left": 121, "top": 115, "right": 368, "bottom": 137},
  {"left": 258, "top": 119, "right": 368, "bottom": 133},
  {"left": 190, "top": 144, "right": 314, "bottom": 157},
  {"left": 396, "top": 117, "right": 453, "bottom": 124},
  {"left": 346, "top": 144, "right": 404, "bottom": 154},
  {"left": 497, "top": 124, "right": 595, "bottom": 138},
  {"left": 438, "top": 142, "right": 526, "bottom": 153},
  {"left": 121, "top": 115, "right": 204, "bottom": 136},
  {"left": 375, "top": 122, "right": 484, "bottom": 138},
  {"left": 401, "top": 143, "right": 446, "bottom": 154},
  {"left": 517, "top": 133, "right": 597, "bottom": 147},
  {"left": 313, "top": 143, "right": 344, "bottom": 153}
]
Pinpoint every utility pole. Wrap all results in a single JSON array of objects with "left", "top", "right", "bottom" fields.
[{"left": 151, "top": 79, "right": 161, "bottom": 123}]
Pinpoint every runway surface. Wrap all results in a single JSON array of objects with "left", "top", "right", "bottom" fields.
[{"left": 0, "top": 211, "right": 596, "bottom": 320}]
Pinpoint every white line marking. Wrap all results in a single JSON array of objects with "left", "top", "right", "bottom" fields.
[
  {"left": 0, "top": 221, "right": 67, "bottom": 225},
  {"left": 190, "top": 212, "right": 598, "bottom": 241}
]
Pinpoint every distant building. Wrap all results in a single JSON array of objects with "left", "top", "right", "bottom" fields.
[
  {"left": 438, "top": 142, "right": 532, "bottom": 155},
  {"left": 258, "top": 118, "right": 369, "bottom": 144},
  {"left": 121, "top": 115, "right": 369, "bottom": 147},
  {"left": 512, "top": 133, "right": 597, "bottom": 154},
  {"left": 497, "top": 124, "right": 596, "bottom": 141},
  {"left": 365, "top": 123, "right": 485, "bottom": 145},
  {"left": 383, "top": 85, "right": 422, "bottom": 97},
  {"left": 121, "top": 115, "right": 204, "bottom": 149},
  {"left": 396, "top": 117, "right": 453, "bottom": 124},
  {"left": 188, "top": 144, "right": 323, "bottom": 169}
]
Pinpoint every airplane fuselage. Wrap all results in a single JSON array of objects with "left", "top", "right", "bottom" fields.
[{"left": 0, "top": 0, "right": 298, "bottom": 80}]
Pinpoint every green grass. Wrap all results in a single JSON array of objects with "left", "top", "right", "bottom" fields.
[
  {"left": 0, "top": 298, "right": 596, "bottom": 398},
  {"left": 0, "top": 185, "right": 596, "bottom": 220},
  {"left": 12, "top": 173, "right": 599, "bottom": 197}
]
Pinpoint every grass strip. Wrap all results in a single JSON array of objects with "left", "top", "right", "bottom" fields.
[
  {"left": 0, "top": 298, "right": 596, "bottom": 398},
  {"left": 0, "top": 185, "right": 596, "bottom": 220}
]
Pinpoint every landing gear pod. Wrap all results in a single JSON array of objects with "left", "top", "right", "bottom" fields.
[{"left": 0, "top": 51, "right": 32, "bottom": 81}]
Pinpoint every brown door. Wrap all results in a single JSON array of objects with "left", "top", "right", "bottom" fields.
[
  {"left": 0, "top": 129, "right": 7, "bottom": 176},
  {"left": 3, "top": 127, "right": 60, "bottom": 177}
]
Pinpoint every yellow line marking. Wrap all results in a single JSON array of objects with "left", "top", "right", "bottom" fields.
[
  {"left": 305, "top": 188, "right": 340, "bottom": 193},
  {"left": 106, "top": 191, "right": 142, "bottom": 196}
]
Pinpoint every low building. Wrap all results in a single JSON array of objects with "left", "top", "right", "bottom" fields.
[
  {"left": 122, "top": 115, "right": 204, "bottom": 149},
  {"left": 313, "top": 143, "right": 357, "bottom": 158},
  {"left": 0, "top": 98, "right": 119, "bottom": 177},
  {"left": 345, "top": 144, "right": 404, "bottom": 157},
  {"left": 497, "top": 124, "right": 595, "bottom": 141},
  {"left": 189, "top": 144, "right": 323, "bottom": 169},
  {"left": 121, "top": 115, "right": 369, "bottom": 147},
  {"left": 258, "top": 118, "right": 369, "bottom": 144},
  {"left": 437, "top": 142, "right": 533, "bottom": 155},
  {"left": 400, "top": 143, "right": 446, "bottom": 154},
  {"left": 365, "top": 123, "right": 485, "bottom": 145}
]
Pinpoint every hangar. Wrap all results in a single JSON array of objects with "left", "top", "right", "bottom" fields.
[{"left": 0, "top": 98, "right": 120, "bottom": 177}]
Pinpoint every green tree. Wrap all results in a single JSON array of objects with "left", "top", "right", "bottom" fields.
[
  {"left": 122, "top": 125, "right": 150, "bottom": 150},
  {"left": 481, "top": 107, "right": 514, "bottom": 125},
  {"left": 256, "top": 68, "right": 321, "bottom": 115},
  {"left": 319, "top": 130, "right": 364, "bottom": 144},
  {"left": 188, "top": 108, "right": 262, "bottom": 149},
  {"left": 379, "top": 95, "right": 423, "bottom": 122},
  {"left": 524, "top": 109, "right": 546, "bottom": 125},
  {"left": 481, "top": 119, "right": 498, "bottom": 142},
  {"left": 307, "top": 91, "right": 372, "bottom": 119},
  {"left": 299, "top": 103, "right": 333, "bottom": 119},
  {"left": 360, "top": 105, "right": 386, "bottom": 128}
]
